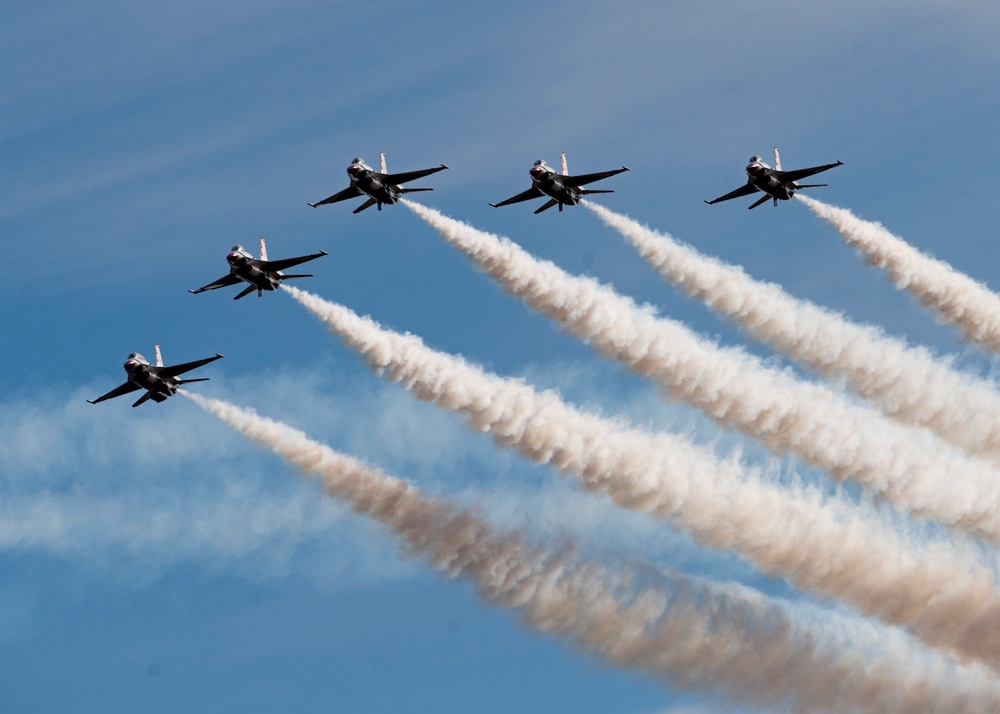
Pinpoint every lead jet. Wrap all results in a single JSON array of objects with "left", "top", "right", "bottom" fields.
[
  {"left": 705, "top": 147, "right": 843, "bottom": 209},
  {"left": 308, "top": 152, "right": 448, "bottom": 213},
  {"left": 490, "top": 153, "right": 629, "bottom": 213},
  {"left": 189, "top": 238, "right": 327, "bottom": 300},
  {"left": 88, "top": 345, "right": 223, "bottom": 407}
]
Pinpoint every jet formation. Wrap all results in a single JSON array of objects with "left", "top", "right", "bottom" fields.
[{"left": 91, "top": 147, "right": 842, "bottom": 406}]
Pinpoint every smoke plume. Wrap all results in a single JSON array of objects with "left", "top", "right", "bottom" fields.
[
  {"left": 284, "top": 285, "right": 1000, "bottom": 670},
  {"left": 799, "top": 194, "right": 1000, "bottom": 355},
  {"left": 585, "top": 201, "right": 1000, "bottom": 461},
  {"left": 402, "top": 201, "right": 1000, "bottom": 543},
  {"left": 184, "top": 391, "right": 1000, "bottom": 713}
]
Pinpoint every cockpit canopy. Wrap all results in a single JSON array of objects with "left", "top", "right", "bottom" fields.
[{"left": 127, "top": 352, "right": 143, "bottom": 361}]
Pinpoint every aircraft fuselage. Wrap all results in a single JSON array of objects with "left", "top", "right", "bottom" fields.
[
  {"left": 531, "top": 169, "right": 581, "bottom": 206},
  {"left": 748, "top": 167, "right": 795, "bottom": 201},
  {"left": 227, "top": 253, "right": 280, "bottom": 292},
  {"left": 349, "top": 167, "right": 400, "bottom": 207},
  {"left": 124, "top": 359, "right": 175, "bottom": 401}
]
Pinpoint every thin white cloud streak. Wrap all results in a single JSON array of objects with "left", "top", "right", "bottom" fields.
[
  {"left": 284, "top": 285, "right": 1000, "bottom": 670},
  {"left": 585, "top": 201, "right": 1000, "bottom": 462},
  {"left": 184, "top": 391, "right": 1000, "bottom": 713},
  {"left": 403, "top": 201, "right": 1000, "bottom": 542},
  {"left": 799, "top": 195, "right": 1000, "bottom": 355}
]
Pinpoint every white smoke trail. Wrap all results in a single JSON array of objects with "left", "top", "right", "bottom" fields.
[
  {"left": 183, "top": 391, "right": 1000, "bottom": 713},
  {"left": 284, "top": 285, "right": 1000, "bottom": 671},
  {"left": 402, "top": 201, "right": 1000, "bottom": 542},
  {"left": 585, "top": 201, "right": 1000, "bottom": 462},
  {"left": 798, "top": 194, "right": 1000, "bottom": 354}
]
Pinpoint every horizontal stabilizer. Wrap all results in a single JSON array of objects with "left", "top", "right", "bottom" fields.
[
  {"left": 353, "top": 197, "right": 379, "bottom": 214},
  {"left": 748, "top": 194, "right": 772, "bottom": 210},
  {"left": 794, "top": 183, "right": 828, "bottom": 189},
  {"left": 278, "top": 274, "right": 313, "bottom": 280},
  {"left": 580, "top": 189, "right": 614, "bottom": 195},
  {"left": 234, "top": 284, "right": 257, "bottom": 300},
  {"left": 534, "top": 199, "right": 560, "bottom": 214},
  {"left": 399, "top": 188, "right": 434, "bottom": 194},
  {"left": 132, "top": 391, "right": 153, "bottom": 408},
  {"left": 177, "top": 378, "right": 210, "bottom": 385}
]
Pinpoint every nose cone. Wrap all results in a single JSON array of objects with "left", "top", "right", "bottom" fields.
[
  {"left": 227, "top": 252, "right": 244, "bottom": 265},
  {"left": 347, "top": 164, "right": 364, "bottom": 176},
  {"left": 124, "top": 359, "right": 139, "bottom": 372},
  {"left": 746, "top": 162, "right": 763, "bottom": 175},
  {"left": 530, "top": 166, "right": 545, "bottom": 177}
]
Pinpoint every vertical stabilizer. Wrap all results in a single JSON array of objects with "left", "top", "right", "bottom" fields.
[
  {"left": 259, "top": 237, "right": 268, "bottom": 262},
  {"left": 773, "top": 146, "right": 782, "bottom": 171},
  {"left": 560, "top": 152, "right": 568, "bottom": 176},
  {"left": 379, "top": 151, "right": 387, "bottom": 174},
  {"left": 154, "top": 344, "right": 164, "bottom": 367}
]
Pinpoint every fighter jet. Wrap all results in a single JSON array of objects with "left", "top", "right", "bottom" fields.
[
  {"left": 705, "top": 147, "right": 843, "bottom": 209},
  {"left": 490, "top": 153, "right": 629, "bottom": 213},
  {"left": 308, "top": 152, "right": 448, "bottom": 213},
  {"left": 189, "top": 238, "right": 327, "bottom": 300},
  {"left": 88, "top": 345, "right": 223, "bottom": 407}
]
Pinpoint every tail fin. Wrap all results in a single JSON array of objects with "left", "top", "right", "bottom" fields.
[
  {"left": 259, "top": 237, "right": 268, "bottom": 262},
  {"left": 379, "top": 151, "right": 387, "bottom": 174},
  {"left": 154, "top": 344, "right": 164, "bottom": 367},
  {"left": 773, "top": 146, "right": 782, "bottom": 171},
  {"left": 560, "top": 152, "right": 568, "bottom": 176}
]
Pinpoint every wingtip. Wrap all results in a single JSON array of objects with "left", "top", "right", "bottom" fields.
[
  {"left": 489, "top": 203, "right": 499, "bottom": 208},
  {"left": 319, "top": 250, "right": 329, "bottom": 256},
  {"left": 621, "top": 166, "right": 630, "bottom": 171},
  {"left": 87, "top": 399, "right": 97, "bottom": 405},
  {"left": 703, "top": 200, "right": 712, "bottom": 205},
  {"left": 188, "top": 290, "right": 198, "bottom": 294},
  {"left": 215, "top": 353, "right": 225, "bottom": 359},
  {"left": 307, "top": 202, "right": 318, "bottom": 208},
  {"left": 440, "top": 164, "right": 449, "bottom": 169}
]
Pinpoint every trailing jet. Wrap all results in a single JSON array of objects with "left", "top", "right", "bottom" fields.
[
  {"left": 705, "top": 147, "right": 843, "bottom": 209},
  {"left": 88, "top": 345, "right": 223, "bottom": 407},
  {"left": 190, "top": 238, "right": 327, "bottom": 300},
  {"left": 308, "top": 152, "right": 448, "bottom": 213},
  {"left": 490, "top": 153, "right": 629, "bottom": 213}
]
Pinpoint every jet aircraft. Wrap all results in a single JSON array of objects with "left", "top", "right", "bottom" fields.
[
  {"left": 190, "top": 238, "right": 327, "bottom": 300},
  {"left": 88, "top": 345, "right": 223, "bottom": 407},
  {"left": 490, "top": 153, "right": 629, "bottom": 213},
  {"left": 705, "top": 147, "right": 843, "bottom": 209},
  {"left": 308, "top": 152, "right": 448, "bottom": 213}
]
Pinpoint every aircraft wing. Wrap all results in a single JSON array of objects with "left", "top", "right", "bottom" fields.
[
  {"left": 189, "top": 273, "right": 243, "bottom": 294},
  {"left": 160, "top": 353, "right": 224, "bottom": 379},
  {"left": 704, "top": 183, "right": 759, "bottom": 205},
  {"left": 563, "top": 166, "right": 630, "bottom": 188},
  {"left": 263, "top": 251, "right": 328, "bottom": 273},
  {"left": 489, "top": 186, "right": 543, "bottom": 208},
  {"left": 308, "top": 185, "right": 363, "bottom": 207},
  {"left": 88, "top": 380, "right": 141, "bottom": 404},
  {"left": 777, "top": 161, "right": 843, "bottom": 184},
  {"left": 382, "top": 164, "right": 449, "bottom": 186}
]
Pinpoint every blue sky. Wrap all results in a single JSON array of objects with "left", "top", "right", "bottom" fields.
[{"left": 3, "top": 1, "right": 1000, "bottom": 711}]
